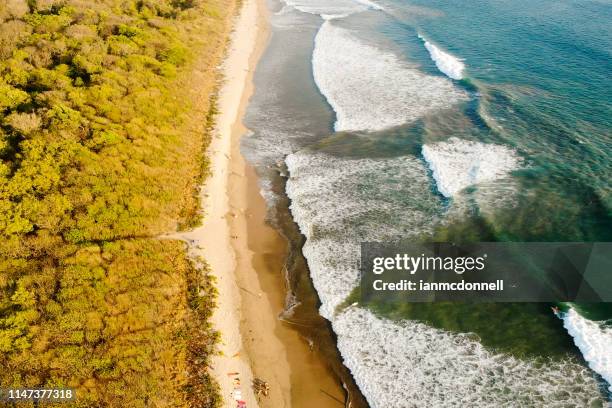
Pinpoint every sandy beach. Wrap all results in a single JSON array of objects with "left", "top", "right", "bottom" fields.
[
  {"left": 179, "top": 0, "right": 347, "bottom": 406},
  {"left": 179, "top": 0, "right": 267, "bottom": 405}
]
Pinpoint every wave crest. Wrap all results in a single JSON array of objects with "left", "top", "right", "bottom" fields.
[
  {"left": 335, "top": 307, "right": 605, "bottom": 407},
  {"left": 422, "top": 137, "right": 522, "bottom": 198},
  {"left": 419, "top": 34, "right": 465, "bottom": 80},
  {"left": 562, "top": 307, "right": 612, "bottom": 392},
  {"left": 313, "top": 22, "right": 466, "bottom": 132},
  {"left": 281, "top": 0, "right": 381, "bottom": 19}
]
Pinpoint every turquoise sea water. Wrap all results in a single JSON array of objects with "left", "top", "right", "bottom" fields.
[
  {"left": 391, "top": 0, "right": 611, "bottom": 239},
  {"left": 244, "top": 0, "right": 612, "bottom": 405},
  {"left": 384, "top": 0, "right": 612, "bottom": 377}
]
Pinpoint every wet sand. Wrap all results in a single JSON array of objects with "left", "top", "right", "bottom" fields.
[
  {"left": 225, "top": 0, "right": 351, "bottom": 405},
  {"left": 184, "top": 0, "right": 352, "bottom": 406},
  {"left": 228, "top": 162, "right": 349, "bottom": 407}
]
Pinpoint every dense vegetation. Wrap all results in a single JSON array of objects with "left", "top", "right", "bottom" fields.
[{"left": 0, "top": 0, "right": 236, "bottom": 406}]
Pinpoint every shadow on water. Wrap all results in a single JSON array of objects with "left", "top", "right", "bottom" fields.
[{"left": 367, "top": 301, "right": 579, "bottom": 360}]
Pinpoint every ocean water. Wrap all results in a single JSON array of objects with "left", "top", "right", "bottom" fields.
[{"left": 243, "top": 0, "right": 612, "bottom": 405}]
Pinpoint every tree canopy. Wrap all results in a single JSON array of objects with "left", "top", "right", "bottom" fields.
[{"left": 0, "top": 0, "right": 236, "bottom": 406}]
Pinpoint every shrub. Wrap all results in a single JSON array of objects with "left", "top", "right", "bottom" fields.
[{"left": 0, "top": 0, "right": 236, "bottom": 405}]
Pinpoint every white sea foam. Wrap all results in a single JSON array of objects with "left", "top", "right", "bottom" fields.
[
  {"left": 255, "top": 5, "right": 607, "bottom": 405},
  {"left": 419, "top": 34, "right": 465, "bottom": 80},
  {"left": 281, "top": 0, "right": 380, "bottom": 19},
  {"left": 562, "top": 307, "right": 612, "bottom": 392},
  {"left": 285, "top": 149, "right": 605, "bottom": 406},
  {"left": 313, "top": 21, "right": 467, "bottom": 132},
  {"left": 286, "top": 150, "right": 442, "bottom": 317},
  {"left": 353, "top": 0, "right": 383, "bottom": 11},
  {"left": 422, "top": 137, "right": 522, "bottom": 198},
  {"left": 334, "top": 307, "right": 604, "bottom": 407}
]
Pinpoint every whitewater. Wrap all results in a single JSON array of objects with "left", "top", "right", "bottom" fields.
[
  {"left": 562, "top": 307, "right": 612, "bottom": 393},
  {"left": 422, "top": 137, "right": 522, "bottom": 198},
  {"left": 285, "top": 149, "right": 605, "bottom": 406},
  {"left": 418, "top": 34, "right": 465, "bottom": 80},
  {"left": 249, "top": 0, "right": 612, "bottom": 405},
  {"left": 313, "top": 21, "right": 466, "bottom": 132},
  {"left": 281, "top": 0, "right": 382, "bottom": 19}
]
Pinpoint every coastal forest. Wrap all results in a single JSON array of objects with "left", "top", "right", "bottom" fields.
[{"left": 0, "top": 0, "right": 236, "bottom": 406}]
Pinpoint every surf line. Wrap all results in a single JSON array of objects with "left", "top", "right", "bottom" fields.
[{"left": 418, "top": 33, "right": 465, "bottom": 80}]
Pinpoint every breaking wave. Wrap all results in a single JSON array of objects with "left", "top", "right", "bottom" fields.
[
  {"left": 313, "top": 21, "right": 466, "bottom": 132},
  {"left": 281, "top": 0, "right": 381, "bottom": 19},
  {"left": 251, "top": 2, "right": 609, "bottom": 406},
  {"left": 419, "top": 34, "right": 465, "bottom": 80},
  {"left": 285, "top": 148, "right": 605, "bottom": 406},
  {"left": 285, "top": 150, "right": 442, "bottom": 317},
  {"left": 562, "top": 307, "right": 612, "bottom": 392},
  {"left": 422, "top": 137, "right": 522, "bottom": 198},
  {"left": 334, "top": 307, "right": 605, "bottom": 407}
]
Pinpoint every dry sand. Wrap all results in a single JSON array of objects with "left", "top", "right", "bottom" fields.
[
  {"left": 179, "top": 1, "right": 265, "bottom": 405},
  {"left": 181, "top": 0, "right": 349, "bottom": 406}
]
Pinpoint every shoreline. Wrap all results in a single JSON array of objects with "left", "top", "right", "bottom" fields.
[
  {"left": 179, "top": 0, "right": 266, "bottom": 405},
  {"left": 182, "top": 0, "right": 349, "bottom": 406},
  {"left": 226, "top": 0, "right": 351, "bottom": 406}
]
